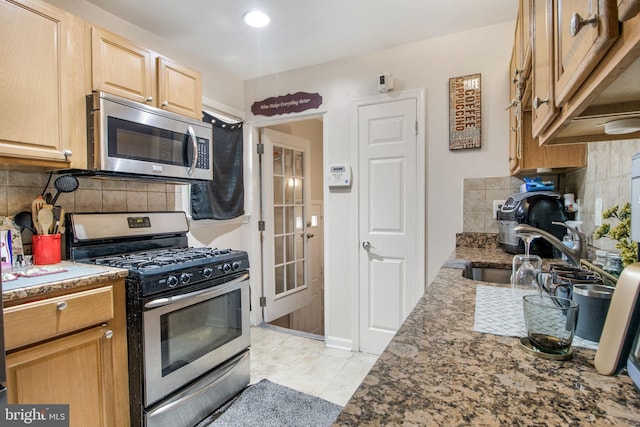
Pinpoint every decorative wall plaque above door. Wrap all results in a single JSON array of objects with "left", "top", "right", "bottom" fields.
[{"left": 251, "top": 92, "right": 322, "bottom": 117}]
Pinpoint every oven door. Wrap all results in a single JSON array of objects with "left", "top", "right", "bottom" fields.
[{"left": 143, "top": 273, "right": 250, "bottom": 406}]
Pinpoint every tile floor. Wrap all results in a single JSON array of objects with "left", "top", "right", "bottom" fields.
[{"left": 249, "top": 325, "right": 379, "bottom": 406}]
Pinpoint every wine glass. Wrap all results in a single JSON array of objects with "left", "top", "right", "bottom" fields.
[{"left": 512, "top": 233, "right": 543, "bottom": 297}]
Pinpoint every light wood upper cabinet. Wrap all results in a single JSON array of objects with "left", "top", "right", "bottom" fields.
[
  {"left": 157, "top": 56, "right": 203, "bottom": 119},
  {"left": 91, "top": 27, "right": 203, "bottom": 120},
  {"left": 4, "top": 280, "right": 130, "bottom": 427},
  {"left": 531, "top": 0, "right": 559, "bottom": 138},
  {"left": 535, "top": 4, "right": 640, "bottom": 145},
  {"left": 510, "top": 0, "right": 587, "bottom": 175},
  {"left": 92, "top": 26, "right": 155, "bottom": 105},
  {"left": 554, "top": 0, "right": 618, "bottom": 106},
  {"left": 0, "top": 0, "right": 87, "bottom": 169}
]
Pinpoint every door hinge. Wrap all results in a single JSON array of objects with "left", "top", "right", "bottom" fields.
[
  {"left": 258, "top": 220, "right": 265, "bottom": 231},
  {"left": 259, "top": 296, "right": 267, "bottom": 307},
  {"left": 257, "top": 143, "right": 264, "bottom": 155},
  {"left": 415, "top": 121, "right": 418, "bottom": 135}
]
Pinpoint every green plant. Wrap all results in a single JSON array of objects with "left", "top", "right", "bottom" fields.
[{"left": 593, "top": 202, "right": 638, "bottom": 267}]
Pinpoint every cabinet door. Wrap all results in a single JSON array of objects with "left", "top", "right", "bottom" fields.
[
  {"left": 6, "top": 325, "right": 116, "bottom": 427},
  {"left": 92, "top": 26, "right": 155, "bottom": 105},
  {"left": 554, "top": 0, "right": 619, "bottom": 106},
  {"left": 0, "top": 0, "right": 86, "bottom": 167},
  {"left": 531, "top": 0, "right": 558, "bottom": 138},
  {"left": 157, "top": 57, "right": 203, "bottom": 119}
]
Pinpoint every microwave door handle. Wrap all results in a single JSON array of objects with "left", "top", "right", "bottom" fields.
[
  {"left": 187, "top": 125, "right": 198, "bottom": 176},
  {"left": 144, "top": 273, "right": 249, "bottom": 309}
]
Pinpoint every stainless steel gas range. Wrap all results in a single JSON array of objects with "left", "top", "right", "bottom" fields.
[{"left": 66, "top": 212, "right": 250, "bottom": 427}]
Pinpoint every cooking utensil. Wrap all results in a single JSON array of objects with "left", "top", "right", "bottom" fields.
[
  {"left": 31, "top": 196, "right": 46, "bottom": 234},
  {"left": 49, "top": 175, "right": 79, "bottom": 206},
  {"left": 14, "top": 211, "right": 37, "bottom": 234},
  {"left": 53, "top": 207, "right": 65, "bottom": 234},
  {"left": 37, "top": 205, "right": 54, "bottom": 235}
]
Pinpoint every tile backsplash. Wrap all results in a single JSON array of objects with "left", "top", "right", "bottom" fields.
[
  {"left": 0, "top": 169, "right": 180, "bottom": 217},
  {"left": 463, "top": 138, "right": 640, "bottom": 253},
  {"left": 566, "top": 138, "right": 640, "bottom": 251},
  {"left": 462, "top": 176, "right": 523, "bottom": 233}
]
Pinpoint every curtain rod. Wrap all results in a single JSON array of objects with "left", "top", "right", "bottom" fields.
[{"left": 203, "top": 107, "right": 243, "bottom": 123}]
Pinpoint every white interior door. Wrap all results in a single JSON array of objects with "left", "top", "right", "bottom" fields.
[
  {"left": 358, "top": 97, "right": 419, "bottom": 355},
  {"left": 261, "top": 128, "right": 312, "bottom": 322}
]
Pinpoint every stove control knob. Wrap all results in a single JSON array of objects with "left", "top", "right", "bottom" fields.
[
  {"left": 202, "top": 267, "right": 213, "bottom": 278},
  {"left": 222, "top": 263, "right": 232, "bottom": 273},
  {"left": 232, "top": 262, "right": 241, "bottom": 271},
  {"left": 167, "top": 275, "right": 178, "bottom": 288},
  {"left": 180, "top": 273, "right": 191, "bottom": 284}
]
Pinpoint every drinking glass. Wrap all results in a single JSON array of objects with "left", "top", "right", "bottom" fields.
[
  {"left": 523, "top": 295, "right": 579, "bottom": 355},
  {"left": 512, "top": 254, "right": 543, "bottom": 296}
]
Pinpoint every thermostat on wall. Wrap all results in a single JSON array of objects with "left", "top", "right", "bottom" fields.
[{"left": 328, "top": 164, "right": 351, "bottom": 187}]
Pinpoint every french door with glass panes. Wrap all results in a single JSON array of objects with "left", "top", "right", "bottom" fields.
[{"left": 261, "top": 128, "right": 311, "bottom": 322}]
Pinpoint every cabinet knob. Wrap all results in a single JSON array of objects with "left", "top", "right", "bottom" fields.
[
  {"left": 533, "top": 96, "right": 549, "bottom": 110},
  {"left": 570, "top": 13, "right": 598, "bottom": 37},
  {"left": 161, "top": 101, "right": 169, "bottom": 107},
  {"left": 62, "top": 150, "right": 72, "bottom": 160},
  {"left": 146, "top": 97, "right": 153, "bottom": 103},
  {"left": 57, "top": 301, "right": 67, "bottom": 311},
  {"left": 104, "top": 330, "right": 114, "bottom": 339}
]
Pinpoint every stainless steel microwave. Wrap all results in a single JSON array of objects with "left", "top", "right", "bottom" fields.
[{"left": 86, "top": 91, "right": 212, "bottom": 182}]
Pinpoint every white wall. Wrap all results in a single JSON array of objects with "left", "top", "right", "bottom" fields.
[{"left": 245, "top": 22, "right": 514, "bottom": 349}]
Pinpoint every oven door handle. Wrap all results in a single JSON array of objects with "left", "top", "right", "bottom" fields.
[{"left": 144, "top": 273, "right": 249, "bottom": 309}]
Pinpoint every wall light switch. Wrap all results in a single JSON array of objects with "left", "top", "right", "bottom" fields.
[
  {"left": 493, "top": 200, "right": 506, "bottom": 219},
  {"left": 595, "top": 197, "right": 603, "bottom": 226}
]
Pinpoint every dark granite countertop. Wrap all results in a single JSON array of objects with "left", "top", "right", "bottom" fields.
[{"left": 335, "top": 234, "right": 640, "bottom": 426}]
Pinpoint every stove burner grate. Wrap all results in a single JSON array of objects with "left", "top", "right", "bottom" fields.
[{"left": 94, "top": 247, "right": 234, "bottom": 270}]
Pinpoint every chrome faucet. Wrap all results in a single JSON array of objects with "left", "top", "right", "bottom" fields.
[{"left": 513, "top": 221, "right": 587, "bottom": 266}]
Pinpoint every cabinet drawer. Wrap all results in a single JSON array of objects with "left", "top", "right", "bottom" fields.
[{"left": 4, "top": 286, "right": 114, "bottom": 351}]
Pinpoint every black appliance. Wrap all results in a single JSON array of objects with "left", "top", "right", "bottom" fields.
[
  {"left": 498, "top": 191, "right": 567, "bottom": 257},
  {"left": 67, "top": 212, "right": 250, "bottom": 427}
]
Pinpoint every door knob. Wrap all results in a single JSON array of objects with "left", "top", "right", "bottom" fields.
[
  {"left": 306, "top": 233, "right": 315, "bottom": 238},
  {"left": 362, "top": 241, "right": 375, "bottom": 250}
]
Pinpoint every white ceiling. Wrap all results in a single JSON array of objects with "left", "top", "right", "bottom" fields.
[{"left": 85, "top": 0, "right": 518, "bottom": 80}]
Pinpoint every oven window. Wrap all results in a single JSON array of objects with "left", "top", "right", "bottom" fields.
[
  {"left": 108, "top": 117, "right": 189, "bottom": 166},
  {"left": 160, "top": 288, "right": 242, "bottom": 377}
]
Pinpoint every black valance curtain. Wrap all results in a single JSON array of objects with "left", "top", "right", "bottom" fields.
[{"left": 190, "top": 111, "right": 244, "bottom": 219}]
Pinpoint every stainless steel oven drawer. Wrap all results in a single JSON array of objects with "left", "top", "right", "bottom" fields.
[{"left": 145, "top": 350, "right": 249, "bottom": 427}]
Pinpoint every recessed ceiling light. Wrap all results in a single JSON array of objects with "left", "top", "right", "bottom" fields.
[{"left": 243, "top": 10, "right": 270, "bottom": 28}]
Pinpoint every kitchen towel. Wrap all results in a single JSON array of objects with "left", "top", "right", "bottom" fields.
[
  {"left": 473, "top": 285, "right": 598, "bottom": 350},
  {"left": 191, "top": 112, "right": 244, "bottom": 220}
]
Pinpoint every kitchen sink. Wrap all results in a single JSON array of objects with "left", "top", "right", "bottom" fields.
[{"left": 463, "top": 267, "right": 512, "bottom": 284}]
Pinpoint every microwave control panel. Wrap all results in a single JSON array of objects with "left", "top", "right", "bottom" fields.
[{"left": 328, "top": 164, "right": 351, "bottom": 188}]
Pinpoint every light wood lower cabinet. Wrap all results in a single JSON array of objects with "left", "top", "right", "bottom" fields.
[
  {"left": 3, "top": 280, "right": 130, "bottom": 427},
  {"left": 6, "top": 325, "right": 116, "bottom": 426}
]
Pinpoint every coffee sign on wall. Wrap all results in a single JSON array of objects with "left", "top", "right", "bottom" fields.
[
  {"left": 448, "top": 73, "right": 481, "bottom": 150},
  {"left": 251, "top": 92, "right": 323, "bottom": 117}
]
